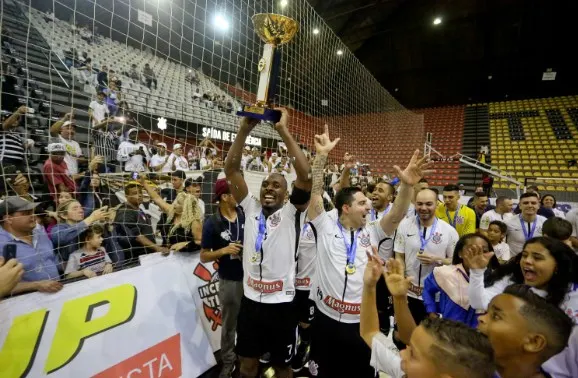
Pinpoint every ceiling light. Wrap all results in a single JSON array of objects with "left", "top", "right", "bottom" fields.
[
  {"left": 280, "top": 0, "right": 288, "bottom": 8},
  {"left": 213, "top": 14, "right": 229, "bottom": 31},
  {"left": 433, "top": 17, "right": 442, "bottom": 25},
  {"left": 313, "top": 28, "right": 320, "bottom": 34},
  {"left": 337, "top": 50, "right": 343, "bottom": 55}
]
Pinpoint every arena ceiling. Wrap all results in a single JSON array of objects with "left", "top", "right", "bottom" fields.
[{"left": 310, "top": 0, "right": 578, "bottom": 108}]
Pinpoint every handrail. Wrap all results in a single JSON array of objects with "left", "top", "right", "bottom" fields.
[{"left": 43, "top": 50, "right": 69, "bottom": 89}]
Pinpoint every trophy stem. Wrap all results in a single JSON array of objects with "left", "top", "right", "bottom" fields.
[{"left": 256, "top": 43, "right": 281, "bottom": 106}]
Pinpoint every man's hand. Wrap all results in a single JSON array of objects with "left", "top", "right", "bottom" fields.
[
  {"left": 88, "top": 155, "right": 104, "bottom": 172},
  {"left": 384, "top": 258, "right": 412, "bottom": 298},
  {"left": 170, "top": 241, "right": 190, "bottom": 252},
  {"left": 85, "top": 207, "right": 110, "bottom": 224},
  {"left": 395, "top": 149, "right": 434, "bottom": 186},
  {"left": 83, "top": 268, "right": 97, "bottom": 278},
  {"left": 221, "top": 243, "right": 243, "bottom": 256},
  {"left": 11, "top": 173, "right": 29, "bottom": 195},
  {"left": 273, "top": 107, "right": 289, "bottom": 132},
  {"left": 462, "top": 244, "right": 494, "bottom": 270},
  {"left": 64, "top": 112, "right": 73, "bottom": 120},
  {"left": 156, "top": 246, "right": 170, "bottom": 255},
  {"left": 102, "top": 264, "right": 113, "bottom": 275},
  {"left": 239, "top": 117, "right": 259, "bottom": 133},
  {"left": 363, "top": 247, "right": 384, "bottom": 287},
  {"left": 17, "top": 105, "right": 28, "bottom": 114},
  {"left": 343, "top": 153, "right": 355, "bottom": 170},
  {"left": 0, "top": 257, "right": 24, "bottom": 297},
  {"left": 416, "top": 253, "right": 439, "bottom": 266},
  {"left": 314, "top": 124, "right": 340, "bottom": 155},
  {"left": 36, "top": 280, "right": 64, "bottom": 293}
]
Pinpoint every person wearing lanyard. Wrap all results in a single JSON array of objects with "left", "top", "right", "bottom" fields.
[
  {"left": 306, "top": 125, "right": 431, "bottom": 378},
  {"left": 224, "top": 110, "right": 311, "bottom": 378},
  {"left": 393, "top": 188, "right": 459, "bottom": 349},
  {"left": 504, "top": 192, "right": 547, "bottom": 256},
  {"left": 436, "top": 184, "right": 476, "bottom": 237}
]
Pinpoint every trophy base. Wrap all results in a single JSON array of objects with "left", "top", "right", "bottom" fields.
[{"left": 237, "top": 105, "right": 281, "bottom": 123}]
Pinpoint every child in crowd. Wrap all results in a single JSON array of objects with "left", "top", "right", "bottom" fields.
[
  {"left": 65, "top": 224, "right": 113, "bottom": 279},
  {"left": 423, "top": 233, "right": 499, "bottom": 328},
  {"left": 486, "top": 220, "right": 511, "bottom": 263}
]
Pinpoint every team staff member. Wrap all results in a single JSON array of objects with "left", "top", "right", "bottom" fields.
[
  {"left": 394, "top": 189, "right": 459, "bottom": 338},
  {"left": 504, "top": 192, "right": 547, "bottom": 256},
  {"left": 306, "top": 125, "right": 431, "bottom": 378},
  {"left": 436, "top": 184, "right": 476, "bottom": 237},
  {"left": 224, "top": 110, "right": 310, "bottom": 378},
  {"left": 479, "top": 195, "right": 514, "bottom": 235},
  {"left": 200, "top": 179, "right": 244, "bottom": 378}
]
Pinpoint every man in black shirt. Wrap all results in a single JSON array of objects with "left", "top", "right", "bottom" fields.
[
  {"left": 115, "top": 183, "right": 168, "bottom": 261},
  {"left": 200, "top": 179, "right": 244, "bottom": 378},
  {"left": 160, "top": 170, "right": 186, "bottom": 204}
]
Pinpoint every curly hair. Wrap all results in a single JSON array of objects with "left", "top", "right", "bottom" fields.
[{"left": 166, "top": 192, "right": 202, "bottom": 236}]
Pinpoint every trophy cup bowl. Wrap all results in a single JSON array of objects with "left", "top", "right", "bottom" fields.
[
  {"left": 236, "top": 14, "right": 299, "bottom": 123},
  {"left": 252, "top": 13, "right": 299, "bottom": 46}
]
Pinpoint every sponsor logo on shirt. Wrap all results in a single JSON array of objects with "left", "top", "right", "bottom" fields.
[
  {"left": 323, "top": 295, "right": 361, "bottom": 314},
  {"left": 295, "top": 277, "right": 311, "bottom": 287},
  {"left": 247, "top": 276, "right": 283, "bottom": 293},
  {"left": 432, "top": 232, "right": 442, "bottom": 244}
]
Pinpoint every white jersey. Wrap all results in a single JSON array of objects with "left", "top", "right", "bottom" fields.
[
  {"left": 311, "top": 211, "right": 390, "bottom": 323},
  {"left": 295, "top": 209, "right": 337, "bottom": 291},
  {"left": 394, "top": 216, "right": 459, "bottom": 300},
  {"left": 567, "top": 209, "right": 578, "bottom": 237},
  {"left": 368, "top": 204, "right": 395, "bottom": 260},
  {"left": 505, "top": 214, "right": 546, "bottom": 256},
  {"left": 405, "top": 203, "right": 417, "bottom": 219},
  {"left": 169, "top": 153, "right": 189, "bottom": 171},
  {"left": 552, "top": 208, "right": 566, "bottom": 219},
  {"left": 240, "top": 192, "right": 306, "bottom": 304},
  {"left": 479, "top": 209, "right": 514, "bottom": 230},
  {"left": 149, "top": 154, "right": 170, "bottom": 172},
  {"left": 492, "top": 241, "right": 511, "bottom": 261},
  {"left": 59, "top": 136, "right": 83, "bottom": 175}
]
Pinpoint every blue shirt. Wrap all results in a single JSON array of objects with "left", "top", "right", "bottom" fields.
[
  {"left": 201, "top": 207, "right": 244, "bottom": 281},
  {"left": 0, "top": 225, "right": 60, "bottom": 281}
]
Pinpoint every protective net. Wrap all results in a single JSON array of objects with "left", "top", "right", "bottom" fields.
[{"left": 0, "top": 0, "right": 423, "bottom": 284}]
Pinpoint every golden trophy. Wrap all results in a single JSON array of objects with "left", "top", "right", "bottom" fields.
[{"left": 237, "top": 13, "right": 298, "bottom": 123}]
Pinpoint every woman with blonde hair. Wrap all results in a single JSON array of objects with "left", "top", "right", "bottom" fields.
[{"left": 141, "top": 178, "right": 202, "bottom": 253}]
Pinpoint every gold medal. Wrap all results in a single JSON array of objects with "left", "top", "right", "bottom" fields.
[{"left": 345, "top": 263, "right": 356, "bottom": 275}]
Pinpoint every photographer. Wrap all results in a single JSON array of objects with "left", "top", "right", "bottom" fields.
[{"left": 117, "top": 128, "right": 150, "bottom": 172}]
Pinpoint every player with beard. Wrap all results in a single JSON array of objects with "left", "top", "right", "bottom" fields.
[
  {"left": 306, "top": 125, "right": 431, "bottom": 378},
  {"left": 224, "top": 109, "right": 310, "bottom": 378}
]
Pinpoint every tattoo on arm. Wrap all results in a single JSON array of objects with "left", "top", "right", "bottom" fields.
[{"left": 312, "top": 154, "right": 328, "bottom": 196}]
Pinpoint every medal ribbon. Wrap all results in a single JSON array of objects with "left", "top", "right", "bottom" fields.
[
  {"left": 519, "top": 215, "right": 537, "bottom": 241},
  {"left": 371, "top": 203, "right": 391, "bottom": 221},
  {"left": 446, "top": 205, "right": 461, "bottom": 228},
  {"left": 254, "top": 212, "right": 267, "bottom": 253},
  {"left": 337, "top": 221, "right": 361, "bottom": 268},
  {"left": 416, "top": 215, "right": 438, "bottom": 252}
]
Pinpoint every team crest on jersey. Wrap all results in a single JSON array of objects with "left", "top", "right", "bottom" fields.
[
  {"left": 432, "top": 232, "right": 443, "bottom": 244},
  {"left": 269, "top": 212, "right": 281, "bottom": 228},
  {"left": 220, "top": 229, "right": 232, "bottom": 242},
  {"left": 303, "top": 225, "right": 315, "bottom": 240},
  {"left": 359, "top": 233, "right": 371, "bottom": 247},
  {"left": 455, "top": 216, "right": 464, "bottom": 225},
  {"left": 194, "top": 262, "right": 222, "bottom": 331}
]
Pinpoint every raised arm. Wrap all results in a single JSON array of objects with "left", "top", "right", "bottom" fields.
[
  {"left": 49, "top": 112, "right": 73, "bottom": 137},
  {"left": 339, "top": 153, "right": 354, "bottom": 191},
  {"left": 385, "top": 258, "right": 416, "bottom": 345},
  {"left": 360, "top": 249, "right": 385, "bottom": 347},
  {"left": 2, "top": 106, "right": 27, "bottom": 130},
  {"left": 224, "top": 117, "right": 259, "bottom": 203},
  {"left": 273, "top": 108, "right": 311, "bottom": 191},
  {"left": 308, "top": 124, "right": 340, "bottom": 222},
  {"left": 380, "top": 150, "right": 432, "bottom": 235},
  {"left": 140, "top": 178, "right": 172, "bottom": 214}
]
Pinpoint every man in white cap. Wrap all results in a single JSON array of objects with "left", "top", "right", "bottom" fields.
[
  {"left": 241, "top": 145, "right": 251, "bottom": 170},
  {"left": 150, "top": 142, "right": 171, "bottom": 172},
  {"left": 167, "top": 143, "right": 189, "bottom": 171},
  {"left": 43, "top": 142, "right": 77, "bottom": 198},
  {"left": 117, "top": 128, "right": 150, "bottom": 172},
  {"left": 49, "top": 115, "right": 86, "bottom": 177}
]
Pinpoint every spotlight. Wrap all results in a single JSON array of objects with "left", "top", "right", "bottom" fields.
[
  {"left": 337, "top": 50, "right": 343, "bottom": 55},
  {"left": 433, "top": 17, "right": 442, "bottom": 25},
  {"left": 214, "top": 14, "right": 230, "bottom": 31},
  {"left": 280, "top": 0, "right": 288, "bottom": 8},
  {"left": 313, "top": 28, "right": 320, "bottom": 34}
]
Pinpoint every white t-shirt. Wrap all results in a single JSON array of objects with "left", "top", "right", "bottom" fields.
[
  {"left": 505, "top": 214, "right": 546, "bottom": 256},
  {"left": 59, "top": 136, "right": 83, "bottom": 175},
  {"left": 553, "top": 208, "right": 566, "bottom": 219},
  {"left": 567, "top": 209, "right": 578, "bottom": 237},
  {"left": 370, "top": 333, "right": 404, "bottom": 378},
  {"left": 492, "top": 241, "right": 511, "bottom": 261},
  {"left": 394, "top": 216, "right": 459, "bottom": 300},
  {"left": 149, "top": 154, "right": 170, "bottom": 172},
  {"left": 199, "top": 157, "right": 211, "bottom": 170},
  {"left": 89, "top": 100, "right": 109, "bottom": 126},
  {"left": 311, "top": 211, "right": 389, "bottom": 323},
  {"left": 197, "top": 198, "right": 206, "bottom": 217},
  {"left": 479, "top": 209, "right": 514, "bottom": 230},
  {"left": 405, "top": 203, "right": 417, "bottom": 219},
  {"left": 117, "top": 141, "right": 150, "bottom": 172},
  {"left": 169, "top": 154, "right": 189, "bottom": 171},
  {"left": 240, "top": 192, "right": 306, "bottom": 304},
  {"left": 368, "top": 204, "right": 394, "bottom": 260},
  {"left": 295, "top": 209, "right": 337, "bottom": 291}
]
